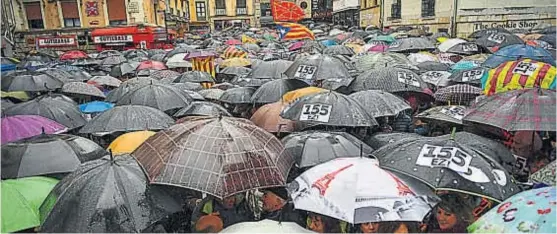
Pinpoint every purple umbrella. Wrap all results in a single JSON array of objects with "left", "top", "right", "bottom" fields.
[
  {"left": 289, "top": 41, "right": 304, "bottom": 51},
  {"left": 368, "top": 44, "right": 389, "bottom": 52},
  {"left": 1, "top": 115, "right": 67, "bottom": 144},
  {"left": 183, "top": 51, "right": 217, "bottom": 60}
]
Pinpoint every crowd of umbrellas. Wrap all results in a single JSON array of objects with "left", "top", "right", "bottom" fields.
[{"left": 1, "top": 24, "right": 556, "bottom": 233}]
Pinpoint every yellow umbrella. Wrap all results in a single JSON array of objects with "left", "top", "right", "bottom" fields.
[
  {"left": 436, "top": 37, "right": 448, "bottom": 43},
  {"left": 108, "top": 131, "right": 156, "bottom": 155},
  {"left": 345, "top": 43, "right": 364, "bottom": 54},
  {"left": 282, "top": 87, "right": 327, "bottom": 103},
  {"left": 1, "top": 91, "right": 30, "bottom": 101},
  {"left": 220, "top": 58, "right": 251, "bottom": 68}
]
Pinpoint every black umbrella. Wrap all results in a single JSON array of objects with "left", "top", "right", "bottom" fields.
[
  {"left": 66, "top": 70, "right": 92, "bottom": 82},
  {"left": 1, "top": 134, "right": 106, "bottom": 179},
  {"left": 323, "top": 45, "right": 355, "bottom": 56},
  {"left": 1, "top": 99, "right": 15, "bottom": 110},
  {"left": 88, "top": 75, "right": 122, "bottom": 87},
  {"left": 151, "top": 69, "right": 181, "bottom": 80},
  {"left": 247, "top": 60, "right": 293, "bottom": 79},
  {"left": 415, "top": 105, "right": 467, "bottom": 125},
  {"left": 474, "top": 32, "right": 523, "bottom": 51},
  {"left": 116, "top": 84, "right": 192, "bottom": 112},
  {"left": 35, "top": 68, "right": 72, "bottom": 83},
  {"left": 420, "top": 71, "right": 453, "bottom": 88},
  {"left": 350, "top": 67, "right": 433, "bottom": 101},
  {"left": 220, "top": 66, "right": 252, "bottom": 77},
  {"left": 174, "top": 101, "right": 231, "bottom": 118},
  {"left": 109, "top": 61, "right": 140, "bottom": 77},
  {"left": 150, "top": 53, "right": 166, "bottom": 62},
  {"left": 416, "top": 61, "right": 450, "bottom": 73},
  {"left": 105, "top": 78, "right": 160, "bottom": 102},
  {"left": 80, "top": 105, "right": 174, "bottom": 133},
  {"left": 175, "top": 71, "right": 214, "bottom": 83},
  {"left": 172, "top": 82, "right": 204, "bottom": 92},
  {"left": 71, "top": 58, "right": 100, "bottom": 66},
  {"left": 468, "top": 28, "right": 511, "bottom": 39},
  {"left": 282, "top": 130, "right": 374, "bottom": 168},
  {"left": 123, "top": 49, "right": 149, "bottom": 59},
  {"left": 61, "top": 81, "right": 106, "bottom": 98},
  {"left": 447, "top": 67, "right": 487, "bottom": 86},
  {"left": 96, "top": 50, "right": 123, "bottom": 59},
  {"left": 136, "top": 68, "right": 162, "bottom": 77},
  {"left": 230, "top": 77, "right": 270, "bottom": 87},
  {"left": 251, "top": 79, "right": 309, "bottom": 104},
  {"left": 365, "top": 132, "right": 423, "bottom": 149},
  {"left": 198, "top": 88, "right": 225, "bottom": 100},
  {"left": 183, "top": 90, "right": 205, "bottom": 101},
  {"left": 387, "top": 38, "right": 436, "bottom": 53},
  {"left": 353, "top": 52, "right": 412, "bottom": 72},
  {"left": 164, "top": 47, "right": 196, "bottom": 61},
  {"left": 1, "top": 72, "right": 64, "bottom": 92},
  {"left": 284, "top": 54, "right": 352, "bottom": 86},
  {"left": 99, "top": 55, "right": 127, "bottom": 66},
  {"left": 219, "top": 87, "right": 256, "bottom": 104},
  {"left": 373, "top": 137, "right": 520, "bottom": 202},
  {"left": 349, "top": 90, "right": 411, "bottom": 117},
  {"left": 39, "top": 155, "right": 182, "bottom": 233},
  {"left": 445, "top": 42, "right": 491, "bottom": 56},
  {"left": 3, "top": 95, "right": 86, "bottom": 129},
  {"left": 280, "top": 90, "right": 378, "bottom": 128}
]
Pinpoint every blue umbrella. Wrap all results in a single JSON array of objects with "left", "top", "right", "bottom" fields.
[
  {"left": 320, "top": 39, "right": 338, "bottom": 47},
  {"left": 79, "top": 101, "right": 114, "bottom": 113},
  {"left": 482, "top": 44, "right": 556, "bottom": 68},
  {"left": 451, "top": 60, "right": 480, "bottom": 72}
]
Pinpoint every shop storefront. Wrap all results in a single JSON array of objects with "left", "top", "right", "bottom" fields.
[
  {"left": 35, "top": 35, "right": 79, "bottom": 50},
  {"left": 91, "top": 25, "right": 173, "bottom": 51},
  {"left": 311, "top": 0, "right": 333, "bottom": 22},
  {"left": 213, "top": 19, "right": 251, "bottom": 31}
]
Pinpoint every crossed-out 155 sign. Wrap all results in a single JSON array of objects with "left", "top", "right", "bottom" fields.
[
  {"left": 416, "top": 144, "right": 473, "bottom": 173},
  {"left": 294, "top": 64, "right": 317, "bottom": 80},
  {"left": 299, "top": 103, "right": 332, "bottom": 122}
]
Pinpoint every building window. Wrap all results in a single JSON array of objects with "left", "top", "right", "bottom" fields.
[
  {"left": 216, "top": 0, "right": 225, "bottom": 9},
  {"left": 28, "top": 19, "right": 44, "bottom": 29},
  {"left": 391, "top": 0, "right": 401, "bottom": 19},
  {"left": 64, "top": 18, "right": 81, "bottom": 27},
  {"left": 422, "top": 0, "right": 435, "bottom": 17},
  {"left": 236, "top": 0, "right": 246, "bottom": 8},
  {"left": 107, "top": 0, "right": 127, "bottom": 24},
  {"left": 196, "top": 2, "right": 206, "bottom": 19},
  {"left": 109, "top": 20, "right": 127, "bottom": 26},
  {"left": 24, "top": 2, "right": 44, "bottom": 29}
]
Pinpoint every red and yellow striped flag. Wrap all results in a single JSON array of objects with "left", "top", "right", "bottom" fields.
[
  {"left": 483, "top": 59, "right": 556, "bottom": 95},
  {"left": 192, "top": 57, "right": 216, "bottom": 81},
  {"left": 275, "top": 22, "right": 315, "bottom": 40},
  {"left": 222, "top": 46, "right": 248, "bottom": 59}
]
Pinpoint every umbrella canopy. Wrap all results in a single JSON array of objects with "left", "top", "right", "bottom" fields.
[
  {"left": 164, "top": 47, "right": 196, "bottom": 60},
  {"left": 248, "top": 60, "right": 293, "bottom": 79},
  {"left": 323, "top": 45, "right": 355, "bottom": 56},
  {"left": 87, "top": 75, "right": 121, "bottom": 87},
  {"left": 150, "top": 53, "right": 165, "bottom": 61},
  {"left": 1, "top": 115, "right": 67, "bottom": 144},
  {"left": 184, "top": 51, "right": 218, "bottom": 60},
  {"left": 109, "top": 61, "right": 140, "bottom": 77},
  {"left": 123, "top": 49, "right": 149, "bottom": 59},
  {"left": 284, "top": 54, "right": 352, "bottom": 86},
  {"left": 250, "top": 101, "right": 295, "bottom": 133},
  {"left": 416, "top": 61, "right": 451, "bottom": 73},
  {"left": 71, "top": 58, "right": 100, "bottom": 66},
  {"left": 166, "top": 53, "right": 193, "bottom": 68},
  {"left": 1, "top": 176, "right": 59, "bottom": 233},
  {"left": 281, "top": 91, "right": 377, "bottom": 128},
  {"left": 107, "top": 131, "right": 156, "bottom": 155},
  {"left": 79, "top": 105, "right": 174, "bottom": 134},
  {"left": 434, "top": 84, "right": 482, "bottom": 104},
  {"left": 61, "top": 82, "right": 106, "bottom": 98},
  {"left": 220, "top": 57, "right": 252, "bottom": 68},
  {"left": 1, "top": 72, "right": 64, "bottom": 92},
  {"left": 172, "top": 82, "right": 204, "bottom": 92},
  {"left": 482, "top": 59, "right": 556, "bottom": 96},
  {"left": 373, "top": 137, "right": 520, "bottom": 202},
  {"left": 151, "top": 69, "right": 181, "bottom": 80},
  {"left": 3, "top": 95, "right": 86, "bottom": 129},
  {"left": 198, "top": 88, "right": 226, "bottom": 100},
  {"left": 387, "top": 37, "right": 436, "bottom": 53},
  {"left": 463, "top": 88, "right": 556, "bottom": 131},
  {"left": 220, "top": 66, "right": 252, "bottom": 77},
  {"left": 132, "top": 116, "right": 295, "bottom": 198},
  {"left": 474, "top": 32, "right": 524, "bottom": 51},
  {"left": 65, "top": 70, "right": 92, "bottom": 82},
  {"left": 289, "top": 157, "right": 439, "bottom": 224},
  {"left": 175, "top": 71, "right": 215, "bottom": 83},
  {"left": 136, "top": 60, "right": 167, "bottom": 71},
  {"left": 78, "top": 101, "right": 114, "bottom": 113},
  {"left": 415, "top": 105, "right": 467, "bottom": 125},
  {"left": 482, "top": 44, "right": 556, "bottom": 68},
  {"left": 283, "top": 131, "right": 373, "bottom": 168},
  {"left": 445, "top": 42, "right": 491, "bottom": 56},
  {"left": 468, "top": 28, "right": 511, "bottom": 39},
  {"left": 365, "top": 132, "right": 423, "bottom": 149},
  {"left": 420, "top": 71, "right": 453, "bottom": 87},
  {"left": 59, "top": 50, "right": 88, "bottom": 61},
  {"left": 1, "top": 90, "right": 30, "bottom": 101},
  {"left": 116, "top": 84, "right": 192, "bottom": 112},
  {"left": 96, "top": 50, "right": 122, "bottom": 59},
  {"left": 174, "top": 101, "right": 231, "bottom": 118},
  {"left": 221, "top": 219, "right": 311, "bottom": 233},
  {"left": 349, "top": 90, "right": 411, "bottom": 117},
  {"left": 281, "top": 86, "right": 327, "bottom": 103},
  {"left": 35, "top": 68, "right": 72, "bottom": 83},
  {"left": 251, "top": 79, "right": 309, "bottom": 104},
  {"left": 468, "top": 186, "right": 556, "bottom": 233},
  {"left": 438, "top": 38, "right": 468, "bottom": 52},
  {"left": 350, "top": 67, "right": 433, "bottom": 100},
  {"left": 407, "top": 52, "right": 439, "bottom": 65},
  {"left": 1, "top": 134, "right": 106, "bottom": 179},
  {"left": 99, "top": 55, "right": 127, "bottom": 66},
  {"left": 353, "top": 52, "right": 411, "bottom": 71},
  {"left": 105, "top": 78, "right": 160, "bottom": 102},
  {"left": 529, "top": 161, "right": 556, "bottom": 186},
  {"left": 219, "top": 87, "right": 256, "bottom": 104},
  {"left": 448, "top": 67, "right": 487, "bottom": 85},
  {"left": 39, "top": 155, "right": 181, "bottom": 233}
]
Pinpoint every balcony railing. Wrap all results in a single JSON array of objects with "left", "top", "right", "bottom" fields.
[
  {"left": 215, "top": 8, "right": 226, "bottom": 15},
  {"left": 236, "top": 8, "right": 247, "bottom": 15}
]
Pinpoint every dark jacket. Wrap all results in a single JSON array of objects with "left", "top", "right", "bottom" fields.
[{"left": 262, "top": 202, "right": 306, "bottom": 227}]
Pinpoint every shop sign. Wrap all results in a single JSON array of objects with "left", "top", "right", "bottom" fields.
[
  {"left": 473, "top": 20, "right": 544, "bottom": 30},
  {"left": 93, "top": 35, "right": 133, "bottom": 43},
  {"left": 36, "top": 36, "right": 78, "bottom": 47}
]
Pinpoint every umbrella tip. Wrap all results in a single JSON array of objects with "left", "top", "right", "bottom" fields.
[
  {"left": 360, "top": 143, "right": 363, "bottom": 158},
  {"left": 41, "top": 127, "right": 45, "bottom": 135},
  {"left": 108, "top": 149, "right": 115, "bottom": 162},
  {"left": 450, "top": 127, "right": 457, "bottom": 140}
]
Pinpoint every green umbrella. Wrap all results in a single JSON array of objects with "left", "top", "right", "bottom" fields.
[
  {"left": 1, "top": 176, "right": 59, "bottom": 233},
  {"left": 263, "top": 34, "right": 277, "bottom": 41},
  {"left": 374, "top": 35, "right": 396, "bottom": 43}
]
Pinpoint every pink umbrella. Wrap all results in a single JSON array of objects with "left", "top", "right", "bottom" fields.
[
  {"left": 59, "top": 50, "right": 88, "bottom": 60},
  {"left": 225, "top": 39, "right": 242, "bottom": 45},
  {"left": 137, "top": 60, "right": 167, "bottom": 71},
  {"left": 368, "top": 44, "right": 389, "bottom": 52},
  {"left": 1, "top": 115, "right": 67, "bottom": 144},
  {"left": 288, "top": 41, "right": 304, "bottom": 51}
]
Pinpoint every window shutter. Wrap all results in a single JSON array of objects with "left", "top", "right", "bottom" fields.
[
  {"left": 107, "top": 0, "right": 127, "bottom": 20},
  {"left": 24, "top": 2, "right": 42, "bottom": 20},
  {"left": 61, "top": 1, "right": 79, "bottom": 18}
]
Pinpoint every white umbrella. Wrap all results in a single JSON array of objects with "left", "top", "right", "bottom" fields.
[
  {"left": 438, "top": 38, "right": 467, "bottom": 52},
  {"left": 220, "top": 219, "right": 312, "bottom": 233},
  {"left": 166, "top": 53, "right": 193, "bottom": 68},
  {"left": 329, "top": 29, "right": 345, "bottom": 36},
  {"left": 289, "top": 157, "right": 439, "bottom": 224}
]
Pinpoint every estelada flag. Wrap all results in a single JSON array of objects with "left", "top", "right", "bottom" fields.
[
  {"left": 222, "top": 46, "right": 248, "bottom": 59},
  {"left": 242, "top": 35, "right": 257, "bottom": 44},
  {"left": 482, "top": 59, "right": 556, "bottom": 95},
  {"left": 275, "top": 22, "right": 315, "bottom": 40},
  {"left": 272, "top": 0, "right": 305, "bottom": 22}
]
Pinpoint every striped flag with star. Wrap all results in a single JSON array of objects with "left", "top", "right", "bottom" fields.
[{"left": 275, "top": 22, "right": 315, "bottom": 41}]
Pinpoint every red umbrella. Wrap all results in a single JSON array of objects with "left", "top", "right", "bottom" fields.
[
  {"left": 136, "top": 60, "right": 167, "bottom": 71},
  {"left": 225, "top": 39, "right": 242, "bottom": 45},
  {"left": 288, "top": 41, "right": 304, "bottom": 51},
  {"left": 59, "top": 50, "right": 88, "bottom": 61},
  {"left": 368, "top": 44, "right": 389, "bottom": 52}
]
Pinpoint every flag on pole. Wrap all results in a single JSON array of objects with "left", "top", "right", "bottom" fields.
[
  {"left": 275, "top": 22, "right": 315, "bottom": 40},
  {"left": 272, "top": 0, "right": 305, "bottom": 22}
]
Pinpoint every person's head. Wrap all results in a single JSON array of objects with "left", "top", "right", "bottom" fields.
[
  {"left": 360, "top": 222, "right": 419, "bottom": 233},
  {"left": 261, "top": 188, "right": 287, "bottom": 212},
  {"left": 359, "top": 222, "right": 380, "bottom": 233},
  {"left": 219, "top": 195, "right": 236, "bottom": 209},
  {"left": 307, "top": 213, "right": 340, "bottom": 233},
  {"left": 435, "top": 193, "right": 474, "bottom": 231},
  {"left": 195, "top": 214, "right": 224, "bottom": 233}
]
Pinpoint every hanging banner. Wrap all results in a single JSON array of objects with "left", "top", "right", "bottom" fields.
[{"left": 36, "top": 35, "right": 78, "bottom": 48}]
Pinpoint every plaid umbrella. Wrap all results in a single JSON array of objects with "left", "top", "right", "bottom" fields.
[
  {"left": 482, "top": 59, "right": 556, "bottom": 96},
  {"left": 353, "top": 52, "right": 411, "bottom": 72},
  {"left": 132, "top": 116, "right": 295, "bottom": 199},
  {"left": 415, "top": 105, "right": 467, "bottom": 125},
  {"left": 61, "top": 82, "right": 106, "bottom": 98},
  {"left": 463, "top": 88, "right": 556, "bottom": 131},
  {"left": 434, "top": 84, "right": 482, "bottom": 105},
  {"left": 350, "top": 67, "right": 433, "bottom": 100}
]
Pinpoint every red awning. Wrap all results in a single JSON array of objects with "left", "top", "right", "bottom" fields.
[{"left": 91, "top": 26, "right": 155, "bottom": 36}]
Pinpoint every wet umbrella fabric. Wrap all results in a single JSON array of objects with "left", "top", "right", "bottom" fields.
[
  {"left": 174, "top": 101, "right": 231, "bottom": 118},
  {"left": 288, "top": 157, "right": 439, "bottom": 224},
  {"left": 88, "top": 75, "right": 121, "bottom": 87},
  {"left": 166, "top": 53, "right": 193, "bottom": 68},
  {"left": 198, "top": 88, "right": 225, "bottom": 100},
  {"left": 283, "top": 131, "right": 374, "bottom": 168},
  {"left": 474, "top": 32, "right": 523, "bottom": 51},
  {"left": 365, "top": 132, "right": 423, "bottom": 149},
  {"left": 123, "top": 49, "right": 149, "bottom": 59},
  {"left": 3, "top": 95, "right": 86, "bottom": 129},
  {"left": 221, "top": 219, "right": 311, "bottom": 233},
  {"left": 416, "top": 61, "right": 451, "bottom": 73},
  {"left": 448, "top": 67, "right": 487, "bottom": 85},
  {"left": 387, "top": 38, "right": 436, "bottom": 53},
  {"left": 66, "top": 70, "right": 92, "bottom": 82},
  {"left": 1, "top": 176, "right": 59, "bottom": 233},
  {"left": 350, "top": 67, "right": 432, "bottom": 99},
  {"left": 251, "top": 79, "right": 309, "bottom": 104},
  {"left": 107, "top": 131, "right": 156, "bottom": 155},
  {"left": 373, "top": 137, "right": 520, "bottom": 202},
  {"left": 59, "top": 50, "right": 88, "bottom": 61},
  {"left": 99, "top": 55, "right": 127, "bottom": 66},
  {"left": 79, "top": 101, "right": 114, "bottom": 113},
  {"left": 151, "top": 69, "right": 181, "bottom": 80},
  {"left": 36, "top": 68, "right": 72, "bottom": 83},
  {"left": 38, "top": 155, "right": 182, "bottom": 233},
  {"left": 61, "top": 82, "right": 106, "bottom": 98},
  {"left": 415, "top": 105, "right": 467, "bottom": 125},
  {"left": 219, "top": 87, "right": 256, "bottom": 104},
  {"left": 1, "top": 134, "right": 106, "bottom": 179},
  {"left": 176, "top": 71, "right": 215, "bottom": 83},
  {"left": 249, "top": 102, "right": 295, "bottom": 133},
  {"left": 353, "top": 53, "right": 411, "bottom": 72},
  {"left": 280, "top": 91, "right": 377, "bottom": 128},
  {"left": 323, "top": 45, "right": 354, "bottom": 56},
  {"left": 248, "top": 60, "right": 293, "bottom": 79},
  {"left": 132, "top": 116, "right": 295, "bottom": 199},
  {"left": 109, "top": 61, "right": 140, "bottom": 77},
  {"left": 116, "top": 84, "right": 192, "bottom": 112},
  {"left": 468, "top": 28, "right": 510, "bottom": 39},
  {"left": 96, "top": 50, "right": 122, "bottom": 59},
  {"left": 482, "top": 44, "right": 556, "bottom": 68},
  {"left": 434, "top": 84, "right": 482, "bottom": 104},
  {"left": 1, "top": 72, "right": 64, "bottom": 92},
  {"left": 349, "top": 90, "right": 411, "bottom": 118},
  {"left": 445, "top": 42, "right": 491, "bottom": 56},
  {"left": 105, "top": 78, "right": 160, "bottom": 103},
  {"left": 172, "top": 82, "right": 204, "bottom": 92},
  {"left": 1, "top": 115, "right": 67, "bottom": 144},
  {"left": 284, "top": 54, "right": 352, "bottom": 84},
  {"left": 468, "top": 186, "right": 556, "bottom": 233},
  {"left": 420, "top": 71, "right": 453, "bottom": 87},
  {"left": 463, "top": 88, "right": 556, "bottom": 131},
  {"left": 79, "top": 105, "right": 174, "bottom": 134}
]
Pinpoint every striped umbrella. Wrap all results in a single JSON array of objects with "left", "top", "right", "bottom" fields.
[
  {"left": 434, "top": 84, "right": 482, "bottom": 105},
  {"left": 463, "top": 88, "right": 556, "bottom": 131},
  {"left": 482, "top": 59, "right": 556, "bottom": 96},
  {"left": 482, "top": 44, "right": 556, "bottom": 69}
]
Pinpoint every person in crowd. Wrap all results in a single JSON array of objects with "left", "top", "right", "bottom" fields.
[
  {"left": 430, "top": 193, "right": 475, "bottom": 233},
  {"left": 358, "top": 221, "right": 421, "bottom": 233},
  {"left": 393, "top": 110, "right": 414, "bottom": 133},
  {"left": 306, "top": 212, "right": 346, "bottom": 233},
  {"left": 258, "top": 187, "right": 306, "bottom": 226},
  {"left": 191, "top": 194, "right": 253, "bottom": 232}
]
